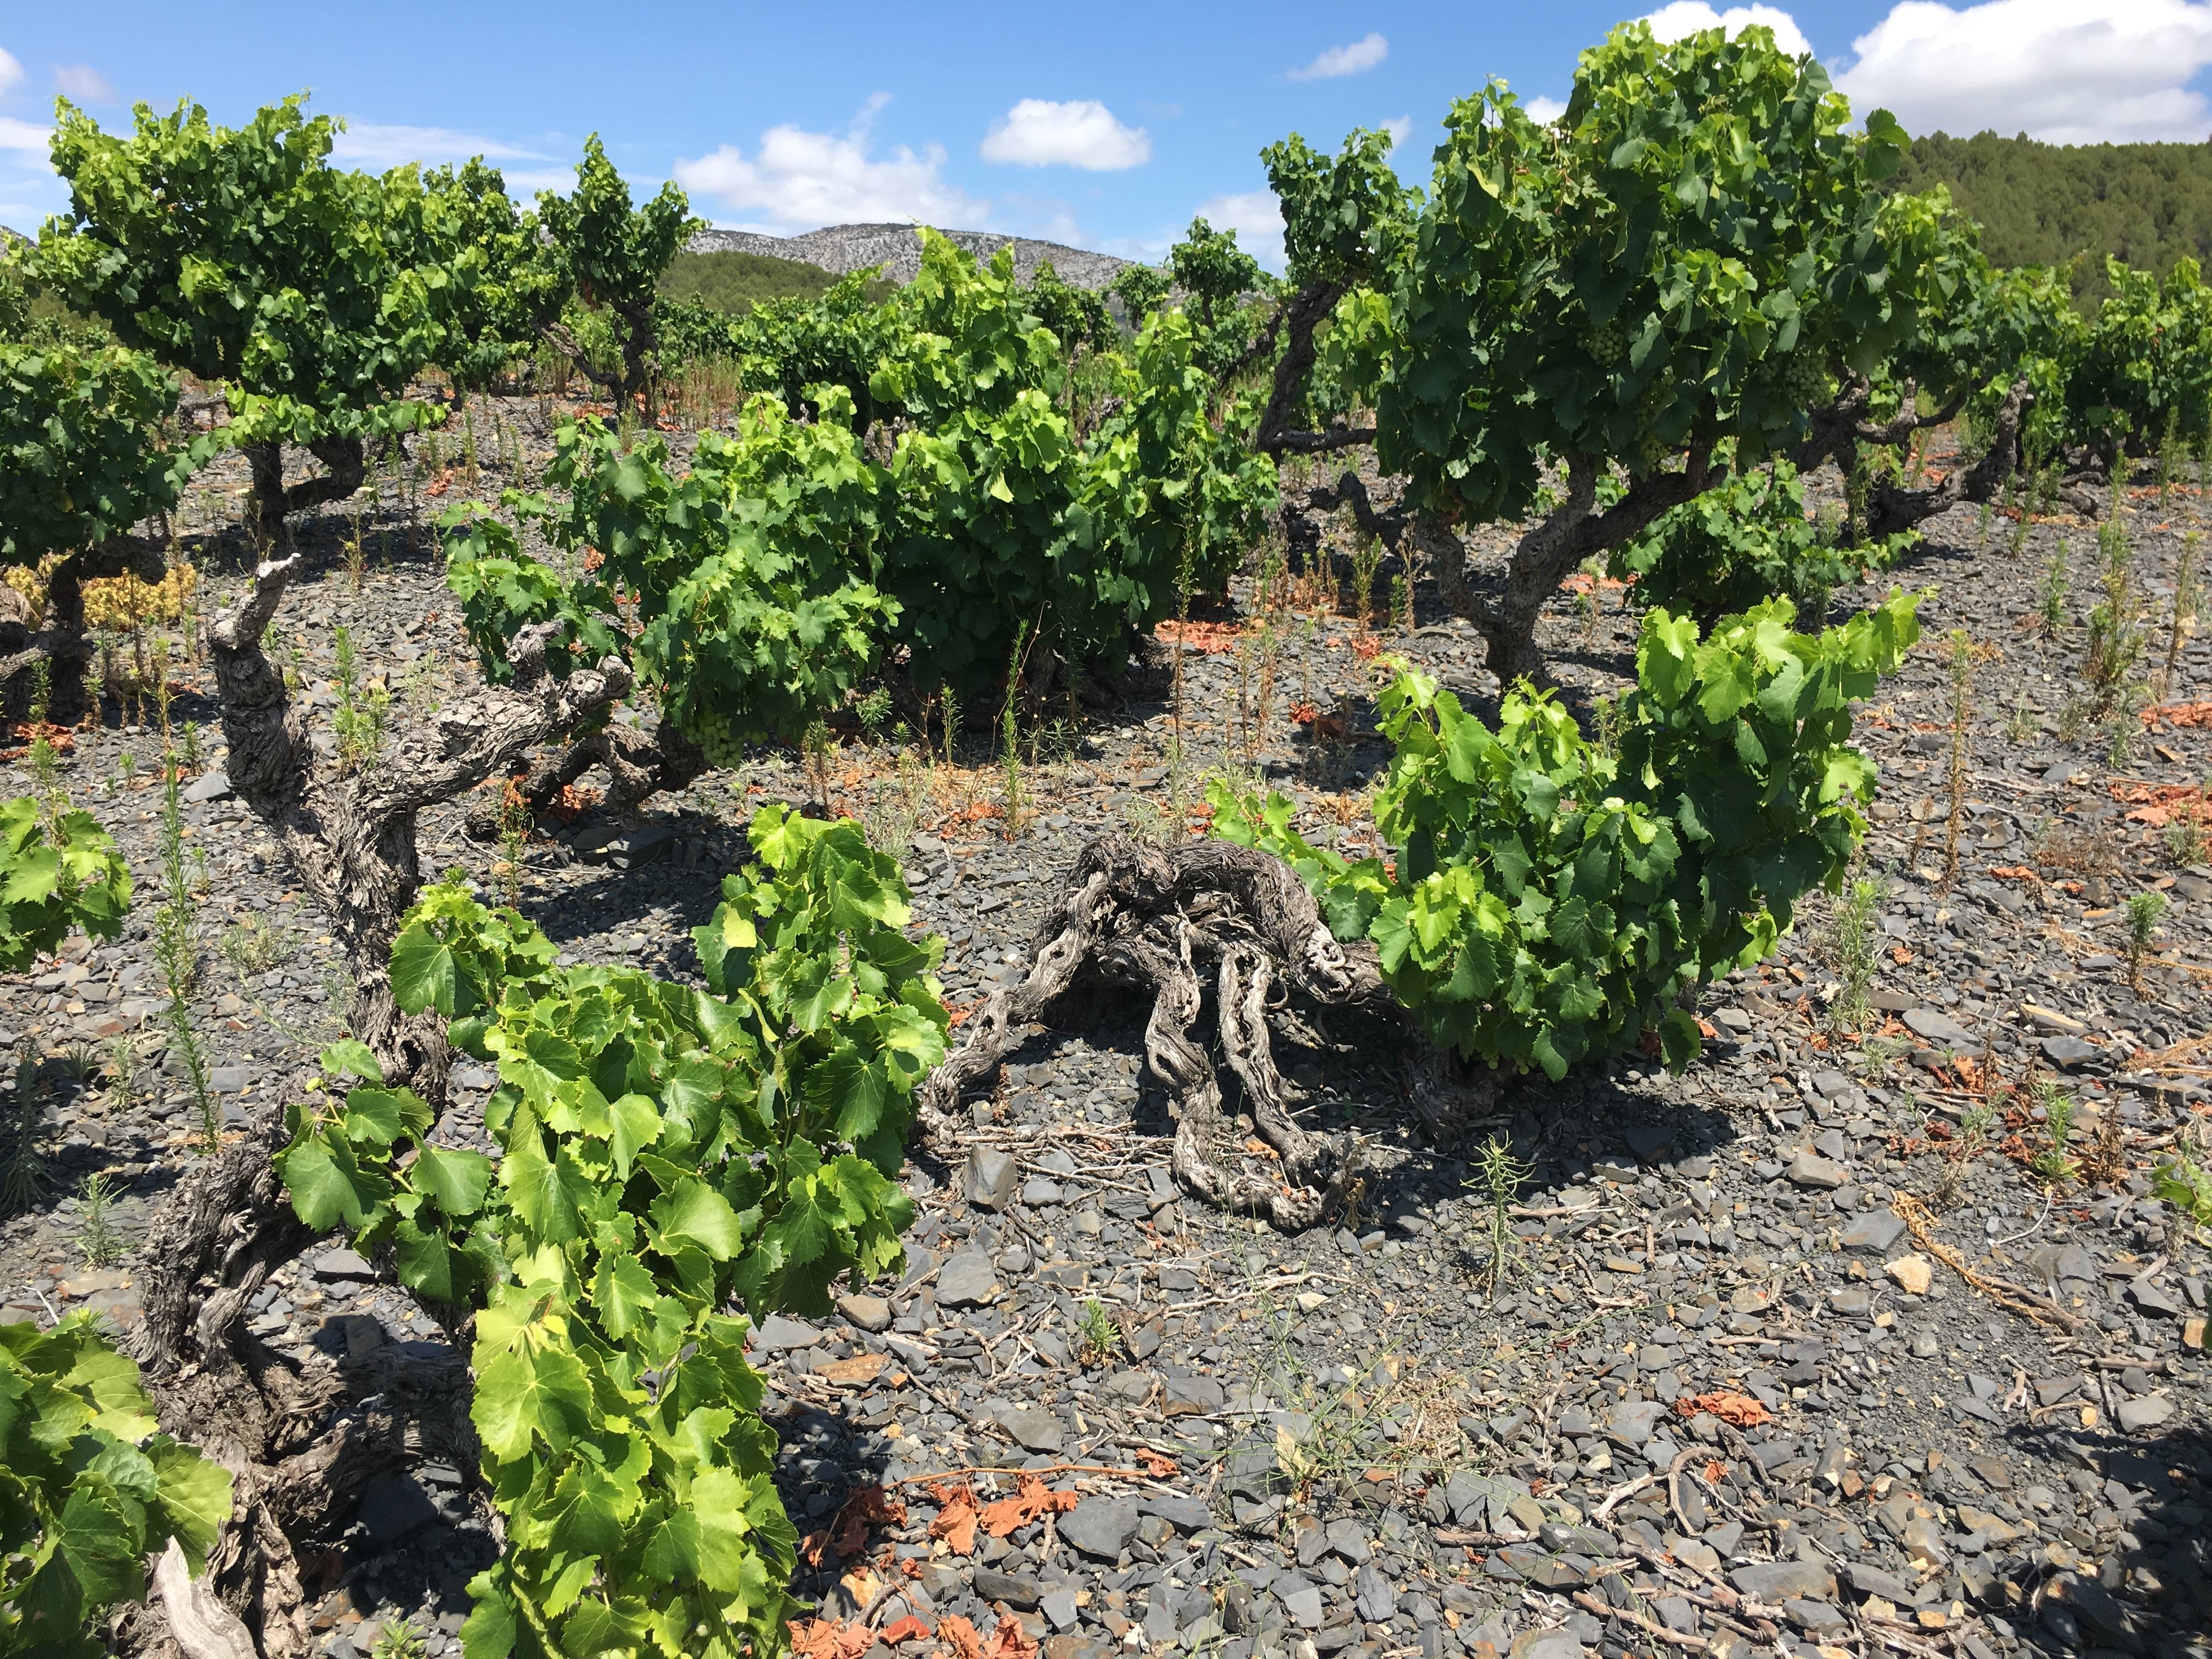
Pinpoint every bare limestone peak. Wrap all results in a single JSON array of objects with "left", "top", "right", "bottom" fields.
[{"left": 685, "top": 222, "right": 1135, "bottom": 291}]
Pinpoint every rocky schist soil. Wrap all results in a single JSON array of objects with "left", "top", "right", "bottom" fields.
[{"left": 3, "top": 405, "right": 2210, "bottom": 1659}]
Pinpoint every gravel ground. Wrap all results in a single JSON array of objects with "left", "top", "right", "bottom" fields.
[{"left": 2, "top": 408, "right": 2209, "bottom": 1659}]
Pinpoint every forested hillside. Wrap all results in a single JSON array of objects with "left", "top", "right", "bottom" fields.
[
  {"left": 657, "top": 247, "right": 893, "bottom": 313},
  {"left": 1894, "top": 131, "right": 2212, "bottom": 306}
]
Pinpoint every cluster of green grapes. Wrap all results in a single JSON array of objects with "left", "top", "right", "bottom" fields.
[
  {"left": 691, "top": 713, "right": 751, "bottom": 768},
  {"left": 1589, "top": 317, "right": 1632, "bottom": 365},
  {"left": 1776, "top": 349, "right": 1835, "bottom": 411}
]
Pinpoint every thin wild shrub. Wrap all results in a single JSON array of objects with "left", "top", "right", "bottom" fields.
[
  {"left": 154, "top": 758, "right": 218, "bottom": 1153},
  {"left": 1940, "top": 630, "right": 1973, "bottom": 890},
  {"left": 1824, "top": 873, "right": 1882, "bottom": 1039}
]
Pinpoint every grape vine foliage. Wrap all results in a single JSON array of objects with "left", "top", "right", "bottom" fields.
[{"left": 275, "top": 808, "right": 945, "bottom": 1659}]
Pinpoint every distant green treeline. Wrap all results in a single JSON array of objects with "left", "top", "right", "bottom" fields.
[
  {"left": 659, "top": 249, "right": 896, "bottom": 314},
  {"left": 1893, "top": 131, "right": 2212, "bottom": 308}
]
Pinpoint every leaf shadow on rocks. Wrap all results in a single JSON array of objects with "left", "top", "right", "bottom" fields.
[
  {"left": 1988, "top": 1414, "right": 2212, "bottom": 1658},
  {"left": 770, "top": 1401, "right": 907, "bottom": 1618}
]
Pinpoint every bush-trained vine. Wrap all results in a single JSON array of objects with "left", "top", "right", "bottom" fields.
[
  {"left": 276, "top": 808, "right": 944, "bottom": 1659},
  {"left": 1209, "top": 590, "right": 1921, "bottom": 1077},
  {"left": 0, "top": 795, "right": 132, "bottom": 970},
  {"left": 530, "top": 135, "right": 696, "bottom": 422},
  {"left": 2065, "top": 257, "right": 2212, "bottom": 468},
  {"left": 926, "top": 591, "right": 1919, "bottom": 1221},
  {"left": 457, "top": 229, "right": 1274, "bottom": 815},
  {"left": 421, "top": 157, "right": 557, "bottom": 396},
  {"left": 33, "top": 95, "right": 450, "bottom": 534},
  {"left": 0, "top": 1314, "right": 233, "bottom": 1658},
  {"left": 0, "top": 332, "right": 214, "bottom": 708},
  {"left": 444, "top": 387, "right": 896, "bottom": 820}
]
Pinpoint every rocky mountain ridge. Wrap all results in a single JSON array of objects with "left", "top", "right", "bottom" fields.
[{"left": 686, "top": 222, "right": 1133, "bottom": 290}]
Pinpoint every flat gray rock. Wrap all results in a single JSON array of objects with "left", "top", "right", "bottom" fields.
[
  {"left": 1060, "top": 1495, "right": 1139, "bottom": 1560},
  {"left": 1904, "top": 1007, "right": 1976, "bottom": 1048},
  {"left": 1001, "top": 1407, "right": 1065, "bottom": 1453},
  {"left": 314, "top": 1247, "right": 375, "bottom": 1282},
  {"left": 1730, "top": 1561, "right": 1834, "bottom": 1602},
  {"left": 1840, "top": 1212, "right": 1906, "bottom": 1255},
  {"left": 836, "top": 1292, "right": 891, "bottom": 1333},
  {"left": 1280, "top": 1581, "right": 1325, "bottom": 1628},
  {"left": 972, "top": 1567, "right": 1041, "bottom": 1608},
  {"left": 936, "top": 1251, "right": 1002, "bottom": 1308},
  {"left": 1609, "top": 1400, "right": 1666, "bottom": 1447},
  {"left": 1844, "top": 1562, "right": 1918, "bottom": 1604},
  {"left": 356, "top": 1472, "right": 439, "bottom": 1543},
  {"left": 1354, "top": 1563, "right": 1396, "bottom": 1623},
  {"left": 751, "top": 1314, "right": 820, "bottom": 1351},
  {"left": 1788, "top": 1150, "right": 1850, "bottom": 1189},
  {"left": 964, "top": 1148, "right": 1018, "bottom": 1210},
  {"left": 2115, "top": 1395, "right": 2174, "bottom": 1432},
  {"left": 1142, "top": 1493, "right": 1211, "bottom": 1532},
  {"left": 181, "top": 768, "right": 232, "bottom": 803}
]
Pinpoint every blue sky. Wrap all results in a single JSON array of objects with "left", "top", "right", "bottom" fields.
[{"left": 7, "top": 2, "right": 2212, "bottom": 267}]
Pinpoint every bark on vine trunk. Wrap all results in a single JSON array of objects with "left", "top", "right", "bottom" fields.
[
  {"left": 1417, "top": 448, "right": 1715, "bottom": 688},
  {"left": 127, "top": 1093, "right": 481, "bottom": 1659},
  {"left": 207, "top": 552, "right": 630, "bottom": 1094},
  {"left": 116, "top": 557, "right": 633, "bottom": 1651},
  {"left": 919, "top": 835, "right": 1418, "bottom": 1228},
  {"left": 1791, "top": 373, "right": 2044, "bottom": 541},
  {"left": 1857, "top": 375, "right": 2045, "bottom": 538},
  {"left": 462, "top": 716, "right": 707, "bottom": 841},
  {"left": 241, "top": 438, "right": 367, "bottom": 541}
]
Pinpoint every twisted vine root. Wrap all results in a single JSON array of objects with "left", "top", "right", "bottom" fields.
[{"left": 918, "top": 835, "right": 1395, "bottom": 1228}]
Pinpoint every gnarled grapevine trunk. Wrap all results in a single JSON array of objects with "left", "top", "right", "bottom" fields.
[
  {"left": 463, "top": 716, "right": 707, "bottom": 841},
  {"left": 920, "top": 835, "right": 1417, "bottom": 1228},
  {"left": 241, "top": 438, "right": 367, "bottom": 541},
  {"left": 207, "top": 552, "right": 630, "bottom": 1095},
  {"left": 119, "top": 557, "right": 632, "bottom": 1652},
  {"left": 1415, "top": 448, "right": 1716, "bottom": 688}
]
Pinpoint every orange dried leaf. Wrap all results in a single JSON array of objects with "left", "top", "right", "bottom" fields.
[
  {"left": 882, "top": 1617, "right": 934, "bottom": 1646},
  {"left": 983, "top": 1617, "right": 1040, "bottom": 1659},
  {"left": 830, "top": 1485, "right": 907, "bottom": 1560},
  {"left": 979, "top": 1472, "right": 1078, "bottom": 1539},
  {"left": 1674, "top": 1391, "right": 1773, "bottom": 1427},
  {"left": 937, "top": 1615, "right": 987, "bottom": 1659},
  {"left": 1155, "top": 619, "right": 1245, "bottom": 654},
  {"left": 791, "top": 1620, "right": 877, "bottom": 1659},
  {"left": 927, "top": 1483, "right": 980, "bottom": 1555}
]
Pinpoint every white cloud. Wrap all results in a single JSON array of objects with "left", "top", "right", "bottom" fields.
[
  {"left": 1380, "top": 115, "right": 1414, "bottom": 151},
  {"left": 1525, "top": 96, "right": 1570, "bottom": 124},
  {"left": 1194, "top": 189, "right": 1284, "bottom": 271},
  {"left": 53, "top": 65, "right": 115, "bottom": 103},
  {"left": 1289, "top": 33, "right": 1389, "bottom": 81},
  {"left": 1836, "top": 1, "right": 2212, "bottom": 143},
  {"left": 0, "top": 116, "right": 48, "bottom": 154},
  {"left": 675, "top": 95, "right": 990, "bottom": 232},
  {"left": 0, "top": 47, "right": 21, "bottom": 99},
  {"left": 330, "top": 122, "right": 554, "bottom": 170},
  {"left": 981, "top": 99, "right": 1149, "bottom": 170},
  {"left": 1642, "top": 3, "right": 1813, "bottom": 57}
]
